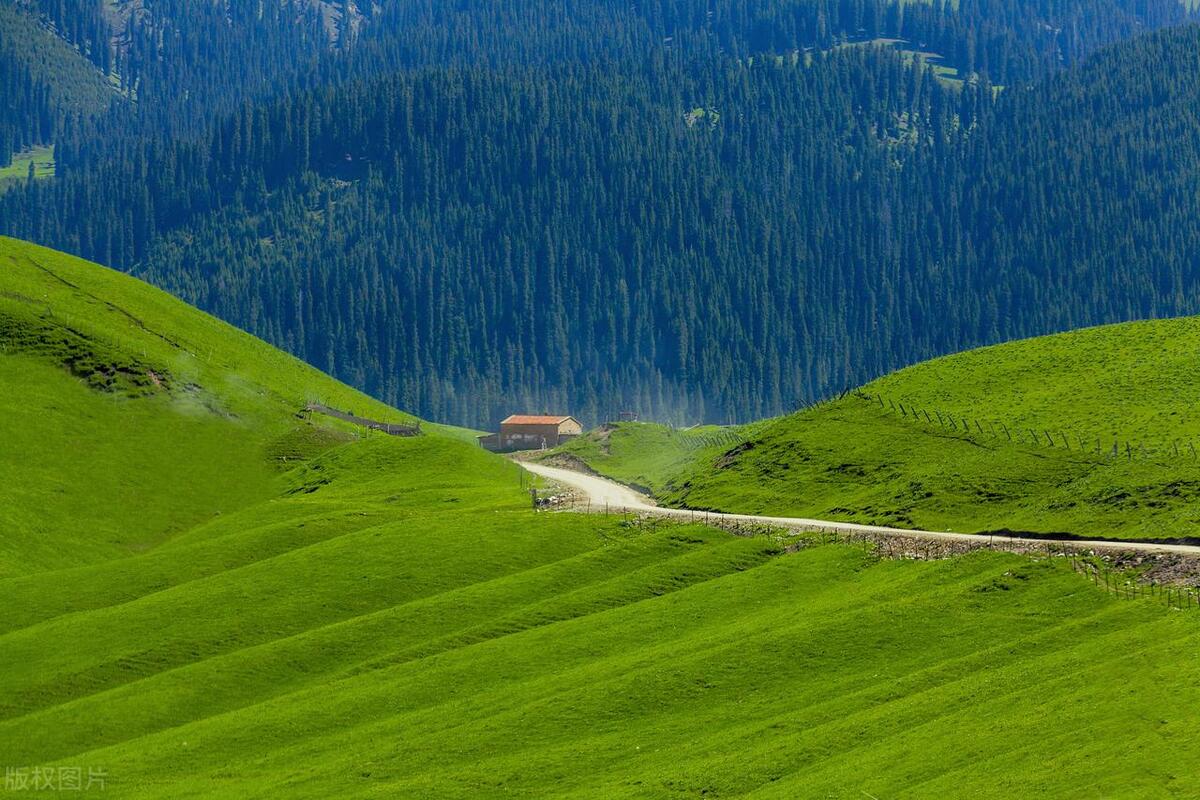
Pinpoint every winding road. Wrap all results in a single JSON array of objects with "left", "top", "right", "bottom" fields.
[{"left": 520, "top": 461, "right": 1200, "bottom": 556}]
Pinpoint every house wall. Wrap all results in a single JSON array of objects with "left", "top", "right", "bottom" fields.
[
  {"left": 500, "top": 423, "right": 559, "bottom": 448},
  {"left": 481, "top": 419, "right": 583, "bottom": 451},
  {"left": 500, "top": 422, "right": 582, "bottom": 449}
]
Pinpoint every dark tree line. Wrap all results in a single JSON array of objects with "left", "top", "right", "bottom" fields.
[
  {"left": 2, "top": 46, "right": 964, "bottom": 424},
  {"left": 21, "top": 0, "right": 111, "bottom": 73},
  {"left": 0, "top": 51, "right": 54, "bottom": 164},
  {"left": 0, "top": 3, "right": 115, "bottom": 167}
]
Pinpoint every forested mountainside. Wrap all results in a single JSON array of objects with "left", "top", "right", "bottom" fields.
[
  {"left": 955, "top": 28, "right": 1200, "bottom": 327},
  {"left": 0, "top": 47, "right": 981, "bottom": 424},
  {"left": 0, "top": 2, "right": 1198, "bottom": 426},
  {"left": 334, "top": 0, "right": 1194, "bottom": 84},
  {"left": 7, "top": 0, "right": 1188, "bottom": 170},
  {"left": 0, "top": 0, "right": 332, "bottom": 168},
  {"left": 0, "top": 3, "right": 113, "bottom": 167}
]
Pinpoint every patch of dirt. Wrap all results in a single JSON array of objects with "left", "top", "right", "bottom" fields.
[
  {"left": 591, "top": 424, "right": 619, "bottom": 454},
  {"left": 179, "top": 382, "right": 236, "bottom": 419},
  {"left": 530, "top": 451, "right": 603, "bottom": 477},
  {"left": 0, "top": 308, "right": 172, "bottom": 396},
  {"left": 714, "top": 440, "right": 755, "bottom": 469},
  {"left": 1136, "top": 555, "right": 1200, "bottom": 586},
  {"left": 533, "top": 488, "right": 582, "bottom": 509}
]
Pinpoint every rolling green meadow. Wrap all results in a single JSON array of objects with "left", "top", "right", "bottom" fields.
[
  {"left": 554, "top": 318, "right": 1200, "bottom": 540},
  {"left": 4, "top": 237, "right": 1200, "bottom": 797}
]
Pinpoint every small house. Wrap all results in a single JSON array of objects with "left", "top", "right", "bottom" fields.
[{"left": 478, "top": 414, "right": 583, "bottom": 452}]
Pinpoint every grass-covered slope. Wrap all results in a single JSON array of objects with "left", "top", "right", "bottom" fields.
[
  {"left": 551, "top": 424, "right": 746, "bottom": 494},
  {"left": 554, "top": 318, "right": 1200, "bottom": 539},
  {"left": 4, "top": 238, "right": 1200, "bottom": 797},
  {"left": 0, "top": 236, "right": 419, "bottom": 576},
  {"left": 10, "top": 539, "right": 1200, "bottom": 799}
]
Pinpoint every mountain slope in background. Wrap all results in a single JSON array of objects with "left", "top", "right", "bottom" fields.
[
  {"left": 0, "top": 5, "right": 1197, "bottom": 428},
  {"left": 0, "top": 3, "right": 115, "bottom": 167},
  {"left": 9, "top": 25, "right": 1200, "bottom": 429}
]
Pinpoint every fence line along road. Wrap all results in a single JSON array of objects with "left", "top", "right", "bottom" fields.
[
  {"left": 519, "top": 462, "right": 1200, "bottom": 556},
  {"left": 303, "top": 403, "right": 421, "bottom": 437}
]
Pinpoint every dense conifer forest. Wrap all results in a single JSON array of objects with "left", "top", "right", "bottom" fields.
[{"left": 1, "top": 0, "right": 1198, "bottom": 425}]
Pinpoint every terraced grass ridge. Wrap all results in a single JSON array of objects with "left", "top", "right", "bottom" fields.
[
  {"left": 553, "top": 317, "right": 1200, "bottom": 540},
  {"left": 3, "top": 236, "right": 1200, "bottom": 797}
]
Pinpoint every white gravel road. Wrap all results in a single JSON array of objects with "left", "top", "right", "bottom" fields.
[{"left": 520, "top": 461, "right": 1200, "bottom": 556}]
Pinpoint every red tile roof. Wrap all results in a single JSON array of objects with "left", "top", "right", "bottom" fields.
[{"left": 501, "top": 414, "right": 576, "bottom": 426}]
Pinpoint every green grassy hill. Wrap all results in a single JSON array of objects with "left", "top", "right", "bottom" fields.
[
  {"left": 553, "top": 318, "right": 1200, "bottom": 539},
  {"left": 0, "top": 236, "right": 424, "bottom": 577},
  {"left": 4, "top": 238, "right": 1200, "bottom": 797}
]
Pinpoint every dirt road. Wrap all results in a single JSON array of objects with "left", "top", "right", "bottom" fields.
[{"left": 520, "top": 461, "right": 1200, "bottom": 556}]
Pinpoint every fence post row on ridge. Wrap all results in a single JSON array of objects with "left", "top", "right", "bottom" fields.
[{"left": 863, "top": 391, "right": 1198, "bottom": 464}]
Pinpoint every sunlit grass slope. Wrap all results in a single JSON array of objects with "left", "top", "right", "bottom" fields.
[
  {"left": 6, "top": 525, "right": 1200, "bottom": 798},
  {"left": 0, "top": 236, "right": 419, "bottom": 575},
  {"left": 552, "top": 423, "right": 743, "bottom": 492},
  {"left": 554, "top": 318, "right": 1200, "bottom": 539},
  {"left": 4, "top": 238, "right": 1200, "bottom": 798}
]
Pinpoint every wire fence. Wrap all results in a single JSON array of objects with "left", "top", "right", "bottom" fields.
[
  {"left": 668, "top": 429, "right": 746, "bottom": 450},
  {"left": 1069, "top": 554, "right": 1200, "bottom": 610},
  {"left": 858, "top": 390, "right": 1200, "bottom": 464},
  {"left": 791, "top": 387, "right": 855, "bottom": 415},
  {"left": 596, "top": 383, "right": 1200, "bottom": 464}
]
